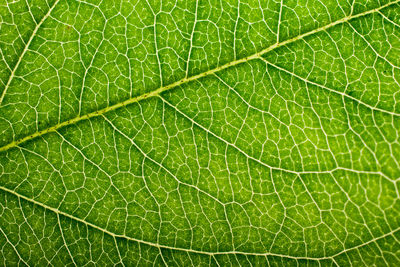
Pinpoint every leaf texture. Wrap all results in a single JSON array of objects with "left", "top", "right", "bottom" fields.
[{"left": 1, "top": 0, "right": 400, "bottom": 266}]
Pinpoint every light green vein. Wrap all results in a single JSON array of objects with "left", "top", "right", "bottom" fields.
[
  {"left": 1, "top": 184, "right": 399, "bottom": 260},
  {"left": 0, "top": 0, "right": 399, "bottom": 153},
  {"left": 0, "top": 0, "right": 61, "bottom": 104}
]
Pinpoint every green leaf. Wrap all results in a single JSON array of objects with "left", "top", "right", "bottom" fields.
[{"left": 1, "top": 0, "right": 400, "bottom": 265}]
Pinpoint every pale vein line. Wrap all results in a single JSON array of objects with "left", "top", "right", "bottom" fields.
[
  {"left": 277, "top": 0, "right": 283, "bottom": 43},
  {"left": 113, "top": 236, "right": 125, "bottom": 267},
  {"left": 259, "top": 57, "right": 400, "bottom": 117},
  {"left": 0, "top": 0, "right": 61, "bottom": 104},
  {"left": 185, "top": 0, "right": 198, "bottom": 77},
  {"left": 102, "top": 115, "right": 226, "bottom": 206},
  {"left": 0, "top": 228, "right": 29, "bottom": 266},
  {"left": 0, "top": 0, "right": 399, "bottom": 153},
  {"left": 159, "top": 95, "right": 395, "bottom": 183},
  {"left": 1, "top": 185, "right": 399, "bottom": 261},
  {"left": 378, "top": 10, "right": 400, "bottom": 29},
  {"left": 57, "top": 213, "right": 77, "bottom": 266}
]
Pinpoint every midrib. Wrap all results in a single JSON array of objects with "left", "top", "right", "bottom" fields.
[{"left": 0, "top": 0, "right": 398, "bottom": 153}]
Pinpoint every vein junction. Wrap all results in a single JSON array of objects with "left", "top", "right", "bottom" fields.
[{"left": 1, "top": 0, "right": 399, "bottom": 153}]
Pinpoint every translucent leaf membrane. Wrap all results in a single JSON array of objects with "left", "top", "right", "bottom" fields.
[{"left": 1, "top": 0, "right": 400, "bottom": 266}]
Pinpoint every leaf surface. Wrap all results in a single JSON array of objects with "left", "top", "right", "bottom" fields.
[{"left": 1, "top": 0, "right": 400, "bottom": 266}]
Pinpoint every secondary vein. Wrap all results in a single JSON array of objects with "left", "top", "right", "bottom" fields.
[
  {"left": 1, "top": 184, "right": 399, "bottom": 260},
  {"left": 0, "top": 0, "right": 398, "bottom": 153},
  {"left": 0, "top": 0, "right": 61, "bottom": 104}
]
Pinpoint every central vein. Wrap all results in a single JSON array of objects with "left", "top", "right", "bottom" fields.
[{"left": 0, "top": 0, "right": 398, "bottom": 153}]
